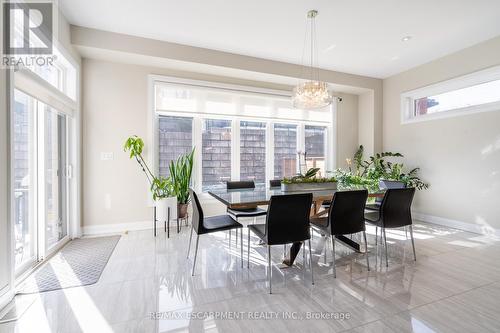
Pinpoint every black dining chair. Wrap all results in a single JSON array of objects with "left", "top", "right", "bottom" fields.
[
  {"left": 269, "top": 179, "right": 282, "bottom": 188},
  {"left": 365, "top": 180, "right": 406, "bottom": 211},
  {"left": 310, "top": 190, "right": 370, "bottom": 278},
  {"left": 226, "top": 181, "right": 267, "bottom": 246},
  {"left": 187, "top": 189, "right": 244, "bottom": 275},
  {"left": 247, "top": 193, "right": 313, "bottom": 294},
  {"left": 365, "top": 187, "right": 416, "bottom": 267}
]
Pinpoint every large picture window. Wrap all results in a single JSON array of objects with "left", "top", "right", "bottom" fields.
[
  {"left": 202, "top": 119, "right": 232, "bottom": 191},
  {"left": 274, "top": 123, "right": 297, "bottom": 179},
  {"left": 240, "top": 121, "right": 266, "bottom": 183},
  {"left": 305, "top": 125, "right": 327, "bottom": 177},
  {"left": 158, "top": 116, "right": 193, "bottom": 177},
  {"left": 154, "top": 78, "right": 334, "bottom": 192}
]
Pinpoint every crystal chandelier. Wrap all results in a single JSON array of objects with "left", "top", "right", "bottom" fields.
[{"left": 292, "top": 10, "right": 333, "bottom": 110}]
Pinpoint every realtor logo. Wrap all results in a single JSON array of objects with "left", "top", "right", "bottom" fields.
[
  {"left": 3, "top": 1, "right": 53, "bottom": 55},
  {"left": 2, "top": 1, "right": 57, "bottom": 68}
]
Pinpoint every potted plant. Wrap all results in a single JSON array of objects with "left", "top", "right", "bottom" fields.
[
  {"left": 124, "top": 135, "right": 175, "bottom": 223},
  {"left": 281, "top": 167, "right": 338, "bottom": 192},
  {"left": 169, "top": 148, "right": 195, "bottom": 219},
  {"left": 335, "top": 145, "right": 429, "bottom": 191}
]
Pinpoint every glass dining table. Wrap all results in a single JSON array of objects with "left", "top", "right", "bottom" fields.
[{"left": 208, "top": 185, "right": 384, "bottom": 257}]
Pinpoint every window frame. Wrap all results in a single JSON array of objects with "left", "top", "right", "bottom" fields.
[
  {"left": 149, "top": 75, "right": 336, "bottom": 193},
  {"left": 400, "top": 65, "right": 500, "bottom": 124}
]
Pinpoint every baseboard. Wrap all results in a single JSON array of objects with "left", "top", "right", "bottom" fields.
[
  {"left": 413, "top": 212, "right": 500, "bottom": 237},
  {"left": 82, "top": 220, "right": 154, "bottom": 236}
]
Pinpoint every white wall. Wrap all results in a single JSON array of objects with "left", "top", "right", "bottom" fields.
[
  {"left": 383, "top": 36, "right": 500, "bottom": 234},
  {"left": 81, "top": 59, "right": 361, "bottom": 232},
  {"left": 0, "top": 2, "right": 14, "bottom": 309}
]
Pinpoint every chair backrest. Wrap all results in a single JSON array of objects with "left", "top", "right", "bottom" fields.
[
  {"left": 226, "top": 180, "right": 255, "bottom": 190},
  {"left": 328, "top": 190, "right": 368, "bottom": 235},
  {"left": 269, "top": 179, "right": 282, "bottom": 188},
  {"left": 189, "top": 188, "right": 205, "bottom": 234},
  {"left": 265, "top": 193, "right": 312, "bottom": 245},
  {"left": 376, "top": 180, "right": 406, "bottom": 203},
  {"left": 380, "top": 188, "right": 415, "bottom": 228}
]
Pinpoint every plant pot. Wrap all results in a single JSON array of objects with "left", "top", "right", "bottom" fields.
[
  {"left": 379, "top": 179, "right": 406, "bottom": 189},
  {"left": 155, "top": 196, "right": 177, "bottom": 222},
  {"left": 281, "top": 181, "right": 338, "bottom": 192},
  {"left": 177, "top": 203, "right": 189, "bottom": 219}
]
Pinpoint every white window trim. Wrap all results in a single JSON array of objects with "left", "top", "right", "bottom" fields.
[
  {"left": 401, "top": 65, "right": 500, "bottom": 124},
  {"left": 148, "top": 75, "right": 335, "bottom": 194}
]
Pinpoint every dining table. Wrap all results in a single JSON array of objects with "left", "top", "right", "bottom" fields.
[{"left": 208, "top": 185, "right": 384, "bottom": 265}]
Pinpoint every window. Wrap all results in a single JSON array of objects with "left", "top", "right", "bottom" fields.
[
  {"left": 43, "top": 106, "right": 68, "bottom": 250},
  {"left": 305, "top": 125, "right": 327, "bottom": 177},
  {"left": 401, "top": 66, "right": 500, "bottom": 123},
  {"left": 13, "top": 90, "right": 35, "bottom": 269},
  {"left": 240, "top": 121, "right": 266, "bottom": 184},
  {"left": 10, "top": 8, "right": 77, "bottom": 100},
  {"left": 414, "top": 79, "right": 500, "bottom": 116},
  {"left": 12, "top": 90, "right": 72, "bottom": 273},
  {"left": 202, "top": 119, "right": 232, "bottom": 191},
  {"left": 153, "top": 78, "right": 334, "bottom": 192},
  {"left": 274, "top": 124, "right": 297, "bottom": 179},
  {"left": 158, "top": 116, "right": 193, "bottom": 177}
]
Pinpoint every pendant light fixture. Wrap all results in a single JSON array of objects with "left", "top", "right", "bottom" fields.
[{"left": 292, "top": 10, "right": 333, "bottom": 109}]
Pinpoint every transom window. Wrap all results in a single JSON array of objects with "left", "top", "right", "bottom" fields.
[{"left": 401, "top": 66, "right": 500, "bottom": 123}]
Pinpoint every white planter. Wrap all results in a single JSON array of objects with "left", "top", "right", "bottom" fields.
[{"left": 155, "top": 196, "right": 177, "bottom": 222}]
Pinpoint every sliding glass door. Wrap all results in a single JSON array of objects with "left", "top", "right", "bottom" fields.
[
  {"left": 13, "top": 90, "right": 37, "bottom": 270},
  {"left": 43, "top": 107, "right": 68, "bottom": 251},
  {"left": 13, "top": 90, "right": 71, "bottom": 274}
]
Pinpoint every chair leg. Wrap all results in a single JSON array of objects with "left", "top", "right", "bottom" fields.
[
  {"left": 235, "top": 229, "right": 238, "bottom": 247},
  {"left": 240, "top": 228, "right": 243, "bottom": 268},
  {"left": 383, "top": 228, "right": 388, "bottom": 267},
  {"left": 283, "top": 244, "right": 286, "bottom": 259},
  {"left": 247, "top": 229, "right": 251, "bottom": 268},
  {"left": 302, "top": 241, "right": 306, "bottom": 264},
  {"left": 308, "top": 239, "right": 314, "bottom": 285},
  {"left": 268, "top": 245, "right": 272, "bottom": 294},
  {"left": 187, "top": 225, "right": 194, "bottom": 258},
  {"left": 191, "top": 235, "right": 200, "bottom": 276},
  {"left": 375, "top": 226, "right": 378, "bottom": 245},
  {"left": 405, "top": 226, "right": 408, "bottom": 239},
  {"left": 363, "top": 231, "right": 370, "bottom": 271},
  {"left": 409, "top": 225, "right": 417, "bottom": 261},
  {"left": 331, "top": 236, "right": 336, "bottom": 278},
  {"left": 229, "top": 229, "right": 231, "bottom": 247}
]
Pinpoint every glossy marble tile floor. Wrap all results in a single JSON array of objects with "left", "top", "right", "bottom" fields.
[{"left": 1, "top": 221, "right": 500, "bottom": 333}]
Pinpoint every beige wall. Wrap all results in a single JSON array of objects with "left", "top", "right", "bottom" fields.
[
  {"left": 82, "top": 59, "right": 360, "bottom": 230},
  {"left": 337, "top": 93, "right": 359, "bottom": 168},
  {"left": 358, "top": 91, "right": 375, "bottom": 156},
  {"left": 383, "top": 36, "right": 500, "bottom": 233}
]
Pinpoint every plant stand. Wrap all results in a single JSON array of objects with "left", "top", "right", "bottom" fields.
[
  {"left": 153, "top": 206, "right": 176, "bottom": 238},
  {"left": 177, "top": 213, "right": 189, "bottom": 233}
]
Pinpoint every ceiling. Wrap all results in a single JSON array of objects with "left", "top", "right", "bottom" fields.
[{"left": 60, "top": 0, "right": 500, "bottom": 79}]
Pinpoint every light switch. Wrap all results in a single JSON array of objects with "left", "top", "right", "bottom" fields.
[{"left": 101, "top": 152, "right": 114, "bottom": 161}]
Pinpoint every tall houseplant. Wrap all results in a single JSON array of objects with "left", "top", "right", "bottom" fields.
[
  {"left": 169, "top": 148, "right": 195, "bottom": 218},
  {"left": 124, "top": 135, "right": 175, "bottom": 223}
]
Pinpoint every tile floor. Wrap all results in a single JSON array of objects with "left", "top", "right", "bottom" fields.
[{"left": 1, "top": 221, "right": 500, "bottom": 333}]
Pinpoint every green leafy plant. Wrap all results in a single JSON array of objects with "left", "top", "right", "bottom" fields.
[
  {"left": 337, "top": 145, "right": 429, "bottom": 190},
  {"left": 169, "top": 148, "right": 195, "bottom": 204},
  {"left": 124, "top": 135, "right": 173, "bottom": 200},
  {"left": 282, "top": 167, "right": 337, "bottom": 184}
]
